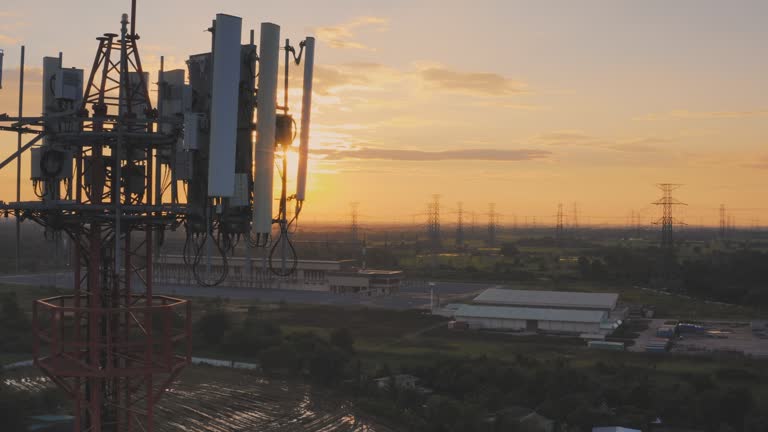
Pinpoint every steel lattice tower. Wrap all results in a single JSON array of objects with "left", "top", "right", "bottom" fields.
[
  {"left": 486, "top": 203, "right": 498, "bottom": 246},
  {"left": 653, "top": 184, "right": 686, "bottom": 249},
  {"left": 571, "top": 202, "right": 579, "bottom": 235},
  {"left": 555, "top": 203, "right": 564, "bottom": 244},
  {"left": 426, "top": 194, "right": 441, "bottom": 249},
  {"left": 0, "top": 4, "right": 192, "bottom": 431},
  {"left": 350, "top": 202, "right": 359, "bottom": 241},
  {"left": 455, "top": 202, "right": 465, "bottom": 248},
  {"left": 719, "top": 204, "right": 727, "bottom": 240},
  {"left": 652, "top": 184, "right": 686, "bottom": 281}
]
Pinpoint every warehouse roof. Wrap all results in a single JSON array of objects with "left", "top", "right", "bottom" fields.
[
  {"left": 455, "top": 304, "right": 607, "bottom": 323},
  {"left": 473, "top": 288, "right": 618, "bottom": 310}
]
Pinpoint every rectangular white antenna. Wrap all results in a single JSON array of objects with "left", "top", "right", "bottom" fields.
[
  {"left": 207, "top": 13, "right": 242, "bottom": 197},
  {"left": 296, "top": 36, "right": 314, "bottom": 202},
  {"left": 253, "top": 22, "right": 280, "bottom": 234}
]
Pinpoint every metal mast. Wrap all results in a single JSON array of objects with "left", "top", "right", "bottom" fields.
[
  {"left": 350, "top": 202, "right": 360, "bottom": 241},
  {"left": 652, "top": 183, "right": 686, "bottom": 280},
  {"left": 555, "top": 202, "right": 564, "bottom": 245},
  {"left": 719, "top": 203, "right": 727, "bottom": 241},
  {"left": 486, "top": 203, "right": 498, "bottom": 246},
  {"left": 571, "top": 202, "right": 579, "bottom": 236},
  {"left": 0, "top": 4, "right": 192, "bottom": 431},
  {"left": 426, "top": 194, "right": 441, "bottom": 249},
  {"left": 455, "top": 201, "right": 465, "bottom": 248},
  {"left": 652, "top": 183, "right": 686, "bottom": 249}
]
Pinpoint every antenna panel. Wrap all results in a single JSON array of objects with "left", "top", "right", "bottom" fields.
[
  {"left": 207, "top": 13, "right": 242, "bottom": 197},
  {"left": 253, "top": 22, "right": 280, "bottom": 233}
]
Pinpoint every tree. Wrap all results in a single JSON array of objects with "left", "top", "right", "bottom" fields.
[
  {"left": 500, "top": 243, "right": 520, "bottom": 257},
  {"left": 259, "top": 343, "right": 299, "bottom": 373},
  {"left": 330, "top": 328, "right": 355, "bottom": 353},
  {"left": 194, "top": 310, "right": 232, "bottom": 345}
]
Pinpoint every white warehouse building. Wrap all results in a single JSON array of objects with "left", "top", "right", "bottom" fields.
[
  {"left": 473, "top": 288, "right": 618, "bottom": 313},
  {"left": 450, "top": 288, "right": 622, "bottom": 335},
  {"left": 454, "top": 304, "right": 608, "bottom": 334}
]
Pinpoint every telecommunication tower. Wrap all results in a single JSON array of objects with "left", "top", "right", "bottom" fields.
[
  {"left": 719, "top": 204, "right": 727, "bottom": 240},
  {"left": 652, "top": 184, "right": 686, "bottom": 249},
  {"left": 728, "top": 214, "right": 736, "bottom": 239},
  {"left": 455, "top": 201, "right": 465, "bottom": 248},
  {"left": 487, "top": 203, "right": 499, "bottom": 246},
  {"left": 555, "top": 203, "right": 565, "bottom": 244},
  {"left": 350, "top": 202, "right": 360, "bottom": 241},
  {"left": 652, "top": 184, "right": 686, "bottom": 280},
  {"left": 426, "top": 194, "right": 441, "bottom": 248},
  {"left": 571, "top": 202, "right": 579, "bottom": 235},
  {"left": 0, "top": 2, "right": 317, "bottom": 430}
]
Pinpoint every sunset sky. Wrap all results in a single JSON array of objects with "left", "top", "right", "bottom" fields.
[{"left": 0, "top": 0, "right": 766, "bottom": 226}]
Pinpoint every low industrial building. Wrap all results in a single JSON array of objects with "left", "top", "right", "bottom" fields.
[
  {"left": 445, "top": 288, "right": 623, "bottom": 335},
  {"left": 454, "top": 304, "right": 609, "bottom": 334},
  {"left": 155, "top": 255, "right": 402, "bottom": 296},
  {"left": 474, "top": 288, "right": 619, "bottom": 313}
]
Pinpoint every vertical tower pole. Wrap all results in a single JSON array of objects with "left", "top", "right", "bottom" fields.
[
  {"left": 15, "top": 45, "right": 24, "bottom": 273},
  {"left": 455, "top": 202, "right": 464, "bottom": 248}
]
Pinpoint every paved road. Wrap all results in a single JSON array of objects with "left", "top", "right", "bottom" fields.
[{"left": 0, "top": 272, "right": 498, "bottom": 311}]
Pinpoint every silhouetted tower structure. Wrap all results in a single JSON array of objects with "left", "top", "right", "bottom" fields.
[
  {"left": 719, "top": 204, "right": 727, "bottom": 240},
  {"left": 426, "top": 194, "right": 441, "bottom": 249},
  {"left": 653, "top": 184, "right": 686, "bottom": 279},
  {"left": 571, "top": 202, "right": 579, "bottom": 234},
  {"left": 455, "top": 202, "right": 465, "bottom": 248},
  {"left": 5, "top": 5, "right": 192, "bottom": 431},
  {"left": 487, "top": 203, "right": 499, "bottom": 246},
  {"left": 728, "top": 214, "right": 736, "bottom": 239},
  {"left": 629, "top": 210, "right": 643, "bottom": 237},
  {"left": 350, "top": 202, "right": 360, "bottom": 241},
  {"left": 555, "top": 203, "right": 565, "bottom": 244}
]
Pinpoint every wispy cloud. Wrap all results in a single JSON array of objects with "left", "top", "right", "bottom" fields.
[
  {"left": 637, "top": 109, "right": 768, "bottom": 121},
  {"left": 313, "top": 146, "right": 551, "bottom": 162},
  {"left": 310, "top": 62, "right": 529, "bottom": 101},
  {"left": 537, "top": 130, "right": 669, "bottom": 153},
  {"left": 314, "top": 16, "right": 388, "bottom": 50},
  {"left": 313, "top": 64, "right": 384, "bottom": 95},
  {"left": 538, "top": 131, "right": 593, "bottom": 142},
  {"left": 418, "top": 65, "right": 527, "bottom": 96}
]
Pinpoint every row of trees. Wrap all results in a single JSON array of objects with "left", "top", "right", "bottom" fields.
[
  {"left": 576, "top": 246, "right": 768, "bottom": 307},
  {"left": 193, "top": 303, "right": 356, "bottom": 386},
  {"left": 360, "top": 356, "right": 766, "bottom": 432},
  {"left": 190, "top": 303, "right": 766, "bottom": 432}
]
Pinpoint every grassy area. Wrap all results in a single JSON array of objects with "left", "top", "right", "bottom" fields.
[
  {"left": 0, "top": 283, "right": 64, "bottom": 312},
  {"left": 4, "top": 276, "right": 765, "bottom": 375},
  {"left": 198, "top": 299, "right": 768, "bottom": 392}
]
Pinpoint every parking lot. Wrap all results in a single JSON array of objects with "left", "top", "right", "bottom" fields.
[
  {"left": 672, "top": 321, "right": 768, "bottom": 357},
  {"left": 631, "top": 318, "right": 768, "bottom": 357}
]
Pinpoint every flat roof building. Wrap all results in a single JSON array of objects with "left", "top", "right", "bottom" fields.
[
  {"left": 473, "top": 288, "right": 618, "bottom": 312},
  {"left": 155, "top": 255, "right": 402, "bottom": 296},
  {"left": 455, "top": 304, "right": 608, "bottom": 334},
  {"left": 446, "top": 287, "right": 622, "bottom": 335}
]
